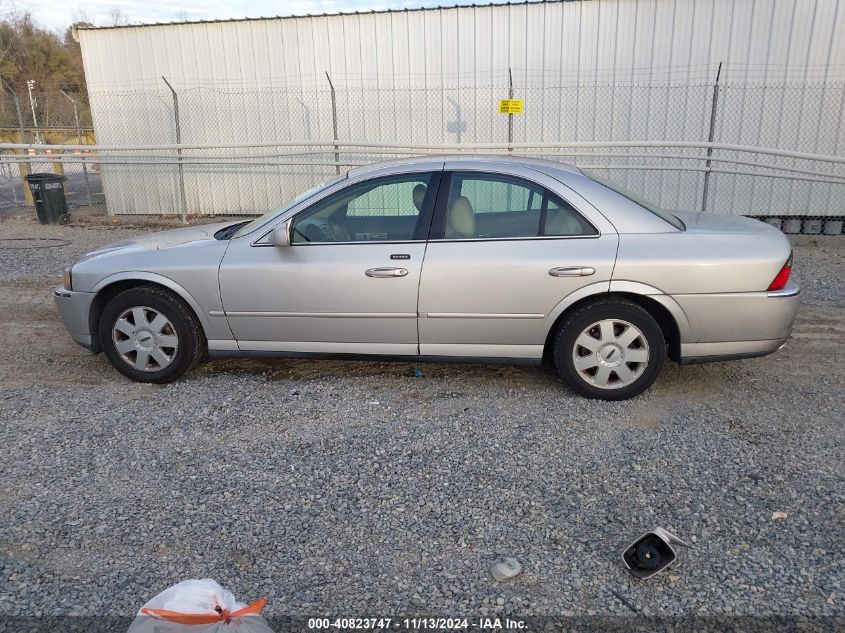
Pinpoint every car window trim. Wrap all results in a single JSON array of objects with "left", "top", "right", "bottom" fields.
[
  {"left": 258, "top": 239, "right": 429, "bottom": 247},
  {"left": 413, "top": 170, "right": 442, "bottom": 241},
  {"left": 428, "top": 234, "right": 602, "bottom": 244},
  {"left": 428, "top": 170, "right": 453, "bottom": 240},
  {"left": 429, "top": 170, "right": 600, "bottom": 241},
  {"left": 538, "top": 193, "right": 549, "bottom": 236}
]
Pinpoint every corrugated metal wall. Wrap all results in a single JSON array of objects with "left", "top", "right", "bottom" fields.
[{"left": 77, "top": 0, "right": 845, "bottom": 216}]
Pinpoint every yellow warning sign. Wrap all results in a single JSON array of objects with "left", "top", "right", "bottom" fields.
[{"left": 498, "top": 99, "right": 524, "bottom": 114}]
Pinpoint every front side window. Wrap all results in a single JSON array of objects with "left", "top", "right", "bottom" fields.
[
  {"left": 291, "top": 172, "right": 437, "bottom": 243},
  {"left": 233, "top": 177, "right": 343, "bottom": 238},
  {"left": 441, "top": 172, "right": 597, "bottom": 239}
]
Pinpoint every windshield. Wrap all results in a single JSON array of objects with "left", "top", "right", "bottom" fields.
[
  {"left": 232, "top": 177, "right": 345, "bottom": 238},
  {"left": 584, "top": 170, "right": 686, "bottom": 231}
]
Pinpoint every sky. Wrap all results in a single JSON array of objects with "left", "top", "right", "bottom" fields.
[{"left": 9, "top": 0, "right": 511, "bottom": 32}]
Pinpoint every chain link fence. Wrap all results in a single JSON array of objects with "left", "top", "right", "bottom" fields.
[
  {"left": 0, "top": 87, "right": 99, "bottom": 211},
  {"left": 0, "top": 88, "right": 92, "bottom": 130},
  {"left": 2, "top": 72, "right": 844, "bottom": 234}
]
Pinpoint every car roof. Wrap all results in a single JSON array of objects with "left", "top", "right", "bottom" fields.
[{"left": 347, "top": 154, "right": 583, "bottom": 178}]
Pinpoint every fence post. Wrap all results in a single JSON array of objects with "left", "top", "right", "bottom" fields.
[
  {"left": 508, "top": 68, "right": 514, "bottom": 152},
  {"left": 701, "top": 61, "right": 723, "bottom": 213},
  {"left": 162, "top": 76, "right": 188, "bottom": 224},
  {"left": 326, "top": 71, "right": 340, "bottom": 175},
  {"left": 60, "top": 90, "right": 93, "bottom": 206}
]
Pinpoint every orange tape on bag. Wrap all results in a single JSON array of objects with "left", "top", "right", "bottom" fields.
[{"left": 142, "top": 598, "right": 267, "bottom": 625}]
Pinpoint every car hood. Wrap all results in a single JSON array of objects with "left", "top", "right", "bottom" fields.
[
  {"left": 78, "top": 221, "right": 235, "bottom": 261},
  {"left": 672, "top": 210, "right": 778, "bottom": 234}
]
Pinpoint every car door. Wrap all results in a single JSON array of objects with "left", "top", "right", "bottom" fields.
[
  {"left": 218, "top": 167, "right": 442, "bottom": 355},
  {"left": 417, "top": 163, "right": 618, "bottom": 359}
]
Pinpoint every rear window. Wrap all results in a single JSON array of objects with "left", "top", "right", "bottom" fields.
[{"left": 584, "top": 171, "right": 686, "bottom": 231}]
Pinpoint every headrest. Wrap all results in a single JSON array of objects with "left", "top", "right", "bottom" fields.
[
  {"left": 412, "top": 184, "right": 427, "bottom": 211},
  {"left": 448, "top": 196, "right": 475, "bottom": 237}
]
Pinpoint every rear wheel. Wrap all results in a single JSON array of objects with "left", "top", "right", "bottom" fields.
[
  {"left": 553, "top": 299, "right": 665, "bottom": 400},
  {"left": 99, "top": 286, "right": 204, "bottom": 383}
]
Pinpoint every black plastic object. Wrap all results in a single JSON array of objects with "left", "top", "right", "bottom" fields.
[
  {"left": 25, "top": 172, "right": 68, "bottom": 225},
  {"left": 622, "top": 527, "right": 690, "bottom": 579}
]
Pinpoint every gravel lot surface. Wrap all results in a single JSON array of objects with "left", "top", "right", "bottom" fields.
[{"left": 0, "top": 218, "right": 843, "bottom": 629}]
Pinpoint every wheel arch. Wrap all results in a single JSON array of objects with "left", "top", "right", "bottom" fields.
[
  {"left": 88, "top": 273, "right": 210, "bottom": 353},
  {"left": 542, "top": 284, "right": 689, "bottom": 365}
]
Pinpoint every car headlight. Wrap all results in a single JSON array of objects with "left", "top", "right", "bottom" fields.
[{"left": 63, "top": 267, "right": 73, "bottom": 291}]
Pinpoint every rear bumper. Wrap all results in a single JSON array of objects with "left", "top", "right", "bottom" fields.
[
  {"left": 676, "top": 282, "right": 800, "bottom": 364},
  {"left": 53, "top": 285, "right": 97, "bottom": 351},
  {"left": 679, "top": 337, "right": 789, "bottom": 364}
]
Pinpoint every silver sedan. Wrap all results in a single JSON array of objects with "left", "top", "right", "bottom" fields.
[{"left": 54, "top": 155, "right": 800, "bottom": 400}]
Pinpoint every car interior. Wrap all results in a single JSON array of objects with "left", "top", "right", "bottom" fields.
[
  {"left": 442, "top": 174, "right": 597, "bottom": 239},
  {"left": 291, "top": 172, "right": 596, "bottom": 243},
  {"left": 291, "top": 176, "right": 432, "bottom": 243}
]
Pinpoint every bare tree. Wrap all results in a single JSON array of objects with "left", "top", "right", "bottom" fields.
[
  {"left": 71, "top": 8, "right": 92, "bottom": 26},
  {"left": 110, "top": 8, "right": 128, "bottom": 26}
]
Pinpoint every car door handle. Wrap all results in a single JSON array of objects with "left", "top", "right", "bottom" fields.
[
  {"left": 365, "top": 267, "right": 409, "bottom": 278},
  {"left": 549, "top": 266, "right": 596, "bottom": 277}
]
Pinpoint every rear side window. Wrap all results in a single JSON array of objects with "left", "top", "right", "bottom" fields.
[{"left": 440, "top": 172, "right": 597, "bottom": 239}]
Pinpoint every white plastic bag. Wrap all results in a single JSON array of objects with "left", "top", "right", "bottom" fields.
[{"left": 127, "top": 579, "right": 273, "bottom": 633}]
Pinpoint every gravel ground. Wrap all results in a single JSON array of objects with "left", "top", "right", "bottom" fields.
[{"left": 0, "top": 217, "right": 843, "bottom": 630}]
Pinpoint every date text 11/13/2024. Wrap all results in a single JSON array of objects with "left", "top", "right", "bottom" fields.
[{"left": 307, "top": 617, "right": 528, "bottom": 630}]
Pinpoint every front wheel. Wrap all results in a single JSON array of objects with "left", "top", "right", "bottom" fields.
[
  {"left": 553, "top": 299, "right": 665, "bottom": 400},
  {"left": 99, "top": 286, "right": 205, "bottom": 384}
]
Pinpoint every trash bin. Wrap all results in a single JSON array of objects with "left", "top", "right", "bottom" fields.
[
  {"left": 802, "top": 218, "right": 823, "bottom": 234},
  {"left": 823, "top": 220, "right": 843, "bottom": 235},
  {"left": 782, "top": 218, "right": 802, "bottom": 234},
  {"left": 25, "top": 172, "right": 68, "bottom": 225}
]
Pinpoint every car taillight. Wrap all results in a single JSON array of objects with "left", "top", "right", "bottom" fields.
[{"left": 767, "top": 252, "right": 793, "bottom": 291}]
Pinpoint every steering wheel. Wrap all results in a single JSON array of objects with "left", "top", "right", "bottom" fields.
[
  {"left": 295, "top": 217, "right": 352, "bottom": 243},
  {"left": 327, "top": 220, "right": 351, "bottom": 242}
]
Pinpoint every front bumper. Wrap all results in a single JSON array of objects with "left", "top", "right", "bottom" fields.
[{"left": 53, "top": 285, "right": 97, "bottom": 351}]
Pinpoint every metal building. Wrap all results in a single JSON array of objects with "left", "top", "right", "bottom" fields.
[{"left": 75, "top": 0, "right": 845, "bottom": 216}]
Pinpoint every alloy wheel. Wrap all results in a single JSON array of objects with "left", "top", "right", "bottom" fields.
[
  {"left": 571, "top": 318, "right": 650, "bottom": 389},
  {"left": 111, "top": 306, "right": 179, "bottom": 372}
]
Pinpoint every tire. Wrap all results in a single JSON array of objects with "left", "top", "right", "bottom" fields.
[
  {"left": 98, "top": 286, "right": 205, "bottom": 384},
  {"left": 553, "top": 298, "right": 665, "bottom": 400}
]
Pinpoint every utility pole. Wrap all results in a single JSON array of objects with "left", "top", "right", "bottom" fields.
[{"left": 26, "top": 80, "right": 41, "bottom": 143}]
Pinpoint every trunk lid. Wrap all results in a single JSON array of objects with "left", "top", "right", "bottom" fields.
[{"left": 672, "top": 210, "right": 779, "bottom": 234}]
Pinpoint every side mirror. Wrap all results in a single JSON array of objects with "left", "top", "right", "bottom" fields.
[
  {"left": 622, "top": 527, "right": 690, "bottom": 579},
  {"left": 271, "top": 219, "right": 292, "bottom": 247}
]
